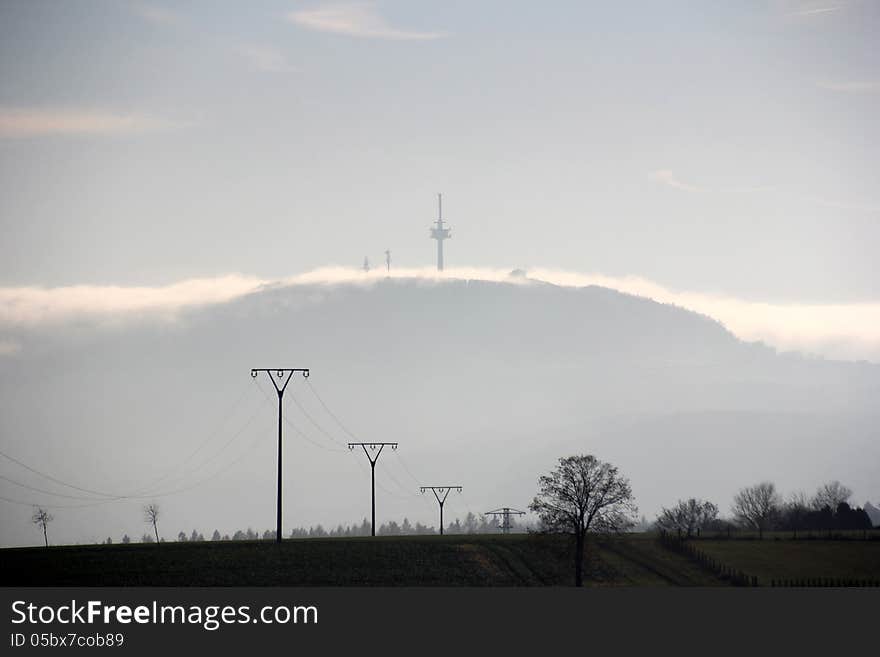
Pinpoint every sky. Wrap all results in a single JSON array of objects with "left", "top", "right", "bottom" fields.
[
  {"left": 1, "top": 1, "right": 879, "bottom": 363},
  {"left": 1, "top": 2, "right": 879, "bottom": 545},
  {"left": 0, "top": 1, "right": 878, "bottom": 296}
]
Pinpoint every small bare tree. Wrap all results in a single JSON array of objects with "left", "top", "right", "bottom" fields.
[
  {"left": 32, "top": 507, "right": 53, "bottom": 547},
  {"left": 144, "top": 503, "right": 160, "bottom": 544},
  {"left": 656, "top": 498, "right": 718, "bottom": 537},
  {"left": 731, "top": 482, "right": 781, "bottom": 538},
  {"left": 811, "top": 481, "right": 852, "bottom": 512},
  {"left": 530, "top": 454, "right": 637, "bottom": 587}
]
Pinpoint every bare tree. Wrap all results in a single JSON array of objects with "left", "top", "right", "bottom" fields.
[
  {"left": 655, "top": 498, "right": 718, "bottom": 537},
  {"left": 782, "top": 491, "right": 810, "bottom": 538},
  {"left": 32, "top": 507, "right": 53, "bottom": 547},
  {"left": 811, "top": 481, "right": 852, "bottom": 512},
  {"left": 731, "top": 482, "right": 781, "bottom": 538},
  {"left": 530, "top": 454, "right": 637, "bottom": 587},
  {"left": 144, "top": 503, "right": 160, "bottom": 544}
]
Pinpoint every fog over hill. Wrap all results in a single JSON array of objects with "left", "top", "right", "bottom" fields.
[{"left": 1, "top": 276, "right": 878, "bottom": 546}]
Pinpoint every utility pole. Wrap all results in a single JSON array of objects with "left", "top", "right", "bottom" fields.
[
  {"left": 348, "top": 443, "right": 398, "bottom": 536},
  {"left": 485, "top": 508, "right": 525, "bottom": 534},
  {"left": 420, "top": 486, "right": 462, "bottom": 535},
  {"left": 429, "top": 193, "right": 451, "bottom": 271},
  {"left": 251, "top": 368, "right": 310, "bottom": 543}
]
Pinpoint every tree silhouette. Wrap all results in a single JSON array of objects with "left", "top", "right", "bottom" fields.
[
  {"left": 530, "top": 454, "right": 636, "bottom": 587},
  {"left": 656, "top": 498, "right": 718, "bottom": 537},
  {"left": 811, "top": 481, "right": 852, "bottom": 512},
  {"left": 32, "top": 507, "right": 53, "bottom": 547},
  {"left": 143, "top": 503, "right": 160, "bottom": 544},
  {"left": 732, "top": 482, "right": 781, "bottom": 538}
]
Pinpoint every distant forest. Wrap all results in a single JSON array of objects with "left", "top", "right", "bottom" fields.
[{"left": 107, "top": 512, "right": 529, "bottom": 545}]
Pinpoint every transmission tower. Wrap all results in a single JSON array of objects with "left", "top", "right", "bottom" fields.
[
  {"left": 250, "top": 368, "right": 310, "bottom": 543},
  {"left": 363, "top": 256, "right": 370, "bottom": 272},
  {"left": 348, "top": 442, "right": 398, "bottom": 536},
  {"left": 485, "top": 507, "right": 525, "bottom": 534},
  {"left": 420, "top": 486, "right": 462, "bottom": 535},
  {"left": 385, "top": 249, "right": 391, "bottom": 273},
  {"left": 429, "top": 193, "right": 451, "bottom": 271}
]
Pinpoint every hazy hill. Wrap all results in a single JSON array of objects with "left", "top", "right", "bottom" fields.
[{"left": 1, "top": 277, "right": 878, "bottom": 546}]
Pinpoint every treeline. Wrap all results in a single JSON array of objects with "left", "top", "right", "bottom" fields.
[
  {"left": 101, "top": 512, "right": 526, "bottom": 544},
  {"left": 655, "top": 480, "right": 876, "bottom": 539}
]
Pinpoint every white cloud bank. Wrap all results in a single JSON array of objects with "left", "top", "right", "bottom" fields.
[
  {"left": 287, "top": 3, "right": 446, "bottom": 40},
  {"left": 1, "top": 268, "right": 879, "bottom": 363},
  {"left": 0, "top": 108, "right": 178, "bottom": 138}
]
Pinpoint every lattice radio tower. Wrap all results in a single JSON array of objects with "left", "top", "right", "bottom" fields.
[{"left": 485, "top": 507, "right": 526, "bottom": 534}]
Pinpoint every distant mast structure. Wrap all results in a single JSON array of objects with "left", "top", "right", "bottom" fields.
[
  {"left": 430, "top": 193, "right": 451, "bottom": 271},
  {"left": 385, "top": 249, "right": 391, "bottom": 273}
]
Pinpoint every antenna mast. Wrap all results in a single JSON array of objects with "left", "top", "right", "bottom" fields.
[{"left": 429, "top": 193, "right": 451, "bottom": 271}]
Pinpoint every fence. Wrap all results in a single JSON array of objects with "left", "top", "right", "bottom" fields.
[
  {"left": 658, "top": 531, "right": 757, "bottom": 586},
  {"left": 694, "top": 528, "right": 880, "bottom": 541},
  {"left": 770, "top": 578, "right": 880, "bottom": 587}
]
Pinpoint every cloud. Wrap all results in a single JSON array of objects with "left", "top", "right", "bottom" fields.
[
  {"left": 650, "top": 170, "right": 703, "bottom": 193},
  {"left": 235, "top": 45, "right": 299, "bottom": 73},
  {"left": 817, "top": 80, "right": 880, "bottom": 93},
  {"left": 0, "top": 275, "right": 264, "bottom": 326},
  {"left": 131, "top": 3, "right": 181, "bottom": 25},
  {"left": 287, "top": 3, "right": 446, "bottom": 40},
  {"left": 0, "top": 108, "right": 178, "bottom": 139},
  {"left": 2, "top": 268, "right": 880, "bottom": 363},
  {"left": 789, "top": 6, "right": 842, "bottom": 15},
  {"left": 780, "top": 0, "right": 846, "bottom": 17}
]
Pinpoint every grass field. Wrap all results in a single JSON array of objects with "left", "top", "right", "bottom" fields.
[
  {"left": 695, "top": 539, "right": 880, "bottom": 584},
  {"left": 1, "top": 533, "right": 876, "bottom": 586}
]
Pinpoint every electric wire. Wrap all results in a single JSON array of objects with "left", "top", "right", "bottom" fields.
[
  {"left": 0, "top": 390, "right": 271, "bottom": 508},
  {"left": 305, "top": 378, "right": 361, "bottom": 442},
  {"left": 0, "top": 473, "right": 118, "bottom": 502},
  {"left": 125, "top": 380, "right": 254, "bottom": 495},
  {"left": 286, "top": 389, "right": 349, "bottom": 449},
  {"left": 0, "top": 380, "right": 262, "bottom": 501},
  {"left": 252, "top": 377, "right": 347, "bottom": 453},
  {"left": 0, "top": 447, "right": 123, "bottom": 500}
]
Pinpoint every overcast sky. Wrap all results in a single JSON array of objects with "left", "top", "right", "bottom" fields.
[
  {"left": 1, "top": 0, "right": 878, "bottom": 300},
  {"left": 2, "top": 2, "right": 879, "bottom": 547}
]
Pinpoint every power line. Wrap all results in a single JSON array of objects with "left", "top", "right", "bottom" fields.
[
  {"left": 347, "top": 442, "right": 398, "bottom": 536},
  {"left": 0, "top": 473, "right": 115, "bottom": 502},
  {"left": 0, "top": 381, "right": 265, "bottom": 501},
  {"left": 288, "top": 387, "right": 348, "bottom": 448},
  {"left": 420, "top": 486, "right": 462, "bottom": 535},
  {"left": 282, "top": 395, "right": 347, "bottom": 453},
  {"left": 250, "top": 367, "right": 310, "bottom": 544},
  {"left": 137, "top": 390, "right": 270, "bottom": 492},
  {"left": 347, "top": 451, "right": 412, "bottom": 501},
  {"left": 1, "top": 387, "right": 272, "bottom": 510},
  {"left": 126, "top": 380, "right": 255, "bottom": 495},
  {"left": 304, "top": 378, "right": 360, "bottom": 443},
  {"left": 0, "top": 448, "right": 123, "bottom": 500},
  {"left": 485, "top": 507, "right": 526, "bottom": 534},
  {"left": 392, "top": 450, "right": 424, "bottom": 488}
]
